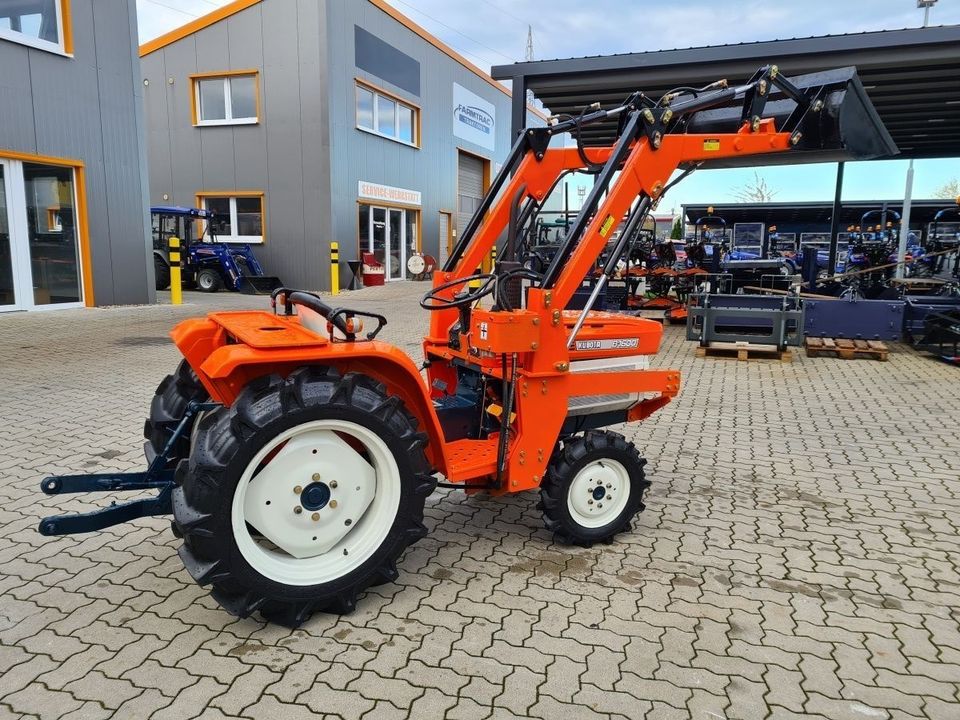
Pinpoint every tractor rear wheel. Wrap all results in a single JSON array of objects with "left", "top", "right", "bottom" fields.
[
  {"left": 143, "top": 359, "right": 208, "bottom": 466},
  {"left": 173, "top": 367, "right": 435, "bottom": 627},
  {"left": 196, "top": 268, "right": 222, "bottom": 292},
  {"left": 539, "top": 430, "right": 649, "bottom": 546}
]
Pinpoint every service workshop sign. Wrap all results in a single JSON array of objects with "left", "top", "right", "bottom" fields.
[{"left": 453, "top": 83, "right": 496, "bottom": 152}]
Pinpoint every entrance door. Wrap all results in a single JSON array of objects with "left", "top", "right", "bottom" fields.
[
  {"left": 363, "top": 204, "right": 417, "bottom": 281},
  {"left": 0, "top": 163, "right": 20, "bottom": 310},
  {"left": 0, "top": 158, "right": 84, "bottom": 312}
]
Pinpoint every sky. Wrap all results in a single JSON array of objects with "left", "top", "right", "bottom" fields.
[{"left": 137, "top": 0, "right": 960, "bottom": 213}]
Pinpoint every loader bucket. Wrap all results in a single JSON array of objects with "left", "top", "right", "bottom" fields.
[
  {"left": 685, "top": 66, "right": 898, "bottom": 167},
  {"left": 236, "top": 276, "right": 284, "bottom": 295}
]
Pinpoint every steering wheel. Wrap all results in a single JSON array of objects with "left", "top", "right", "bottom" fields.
[{"left": 420, "top": 273, "right": 497, "bottom": 310}]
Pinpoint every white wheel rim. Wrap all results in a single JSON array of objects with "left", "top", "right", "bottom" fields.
[
  {"left": 231, "top": 419, "right": 401, "bottom": 586},
  {"left": 566, "top": 459, "right": 631, "bottom": 529}
]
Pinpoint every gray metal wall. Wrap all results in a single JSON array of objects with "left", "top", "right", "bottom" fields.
[
  {"left": 0, "top": 0, "right": 152, "bottom": 306},
  {"left": 325, "top": 0, "right": 522, "bottom": 277},
  {"left": 141, "top": 0, "right": 329, "bottom": 292}
]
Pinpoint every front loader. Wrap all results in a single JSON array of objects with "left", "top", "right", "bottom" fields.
[{"left": 38, "top": 65, "right": 895, "bottom": 626}]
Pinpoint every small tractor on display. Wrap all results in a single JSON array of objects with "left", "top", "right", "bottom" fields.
[
  {"left": 152, "top": 206, "right": 282, "bottom": 294},
  {"left": 39, "top": 65, "right": 894, "bottom": 626}
]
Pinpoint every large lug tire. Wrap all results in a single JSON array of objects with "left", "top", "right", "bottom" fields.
[
  {"left": 143, "top": 360, "right": 209, "bottom": 466},
  {"left": 539, "top": 430, "right": 649, "bottom": 547},
  {"left": 154, "top": 255, "right": 171, "bottom": 291},
  {"left": 196, "top": 268, "right": 223, "bottom": 293},
  {"left": 173, "top": 367, "right": 436, "bottom": 627}
]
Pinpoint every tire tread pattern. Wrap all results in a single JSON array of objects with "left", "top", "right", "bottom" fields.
[
  {"left": 539, "top": 430, "right": 649, "bottom": 547},
  {"left": 172, "top": 366, "right": 435, "bottom": 628}
]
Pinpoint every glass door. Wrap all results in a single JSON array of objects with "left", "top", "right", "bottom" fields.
[
  {"left": 0, "top": 158, "right": 84, "bottom": 311},
  {"left": 24, "top": 162, "right": 82, "bottom": 306},
  {"left": 0, "top": 163, "right": 18, "bottom": 310},
  {"left": 386, "top": 208, "right": 404, "bottom": 281}
]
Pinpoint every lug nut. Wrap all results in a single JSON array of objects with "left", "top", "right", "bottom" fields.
[
  {"left": 606, "top": 495, "right": 612, "bottom": 501},
  {"left": 312, "top": 473, "right": 321, "bottom": 481},
  {"left": 588, "top": 500, "right": 594, "bottom": 505},
  {"left": 598, "top": 503, "right": 603, "bottom": 509},
  {"left": 294, "top": 506, "right": 302, "bottom": 514},
  {"left": 330, "top": 480, "right": 338, "bottom": 489},
  {"left": 606, "top": 483, "right": 612, "bottom": 489},
  {"left": 294, "top": 485, "right": 303, "bottom": 494},
  {"left": 329, "top": 500, "right": 338, "bottom": 509},
  {"left": 311, "top": 512, "right": 320, "bottom": 521}
]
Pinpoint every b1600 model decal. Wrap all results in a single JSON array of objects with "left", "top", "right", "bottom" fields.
[{"left": 575, "top": 338, "right": 640, "bottom": 351}]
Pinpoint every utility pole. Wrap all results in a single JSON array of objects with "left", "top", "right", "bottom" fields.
[{"left": 525, "top": 26, "right": 535, "bottom": 106}]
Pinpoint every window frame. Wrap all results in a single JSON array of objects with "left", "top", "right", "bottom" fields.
[
  {"left": 196, "top": 191, "right": 265, "bottom": 244},
  {"left": 354, "top": 79, "right": 420, "bottom": 148},
  {"left": 190, "top": 70, "right": 260, "bottom": 127},
  {"left": 0, "top": 0, "right": 72, "bottom": 56}
]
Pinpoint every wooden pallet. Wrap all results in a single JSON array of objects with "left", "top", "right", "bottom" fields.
[
  {"left": 695, "top": 341, "right": 793, "bottom": 362},
  {"left": 805, "top": 337, "right": 889, "bottom": 361}
]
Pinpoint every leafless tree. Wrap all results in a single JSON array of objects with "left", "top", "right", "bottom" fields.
[
  {"left": 933, "top": 178, "right": 960, "bottom": 200},
  {"left": 733, "top": 171, "right": 779, "bottom": 203}
]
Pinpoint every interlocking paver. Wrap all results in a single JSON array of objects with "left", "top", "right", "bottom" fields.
[{"left": 1, "top": 284, "right": 959, "bottom": 719}]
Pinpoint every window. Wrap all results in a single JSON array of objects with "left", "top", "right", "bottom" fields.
[
  {"left": 0, "top": 0, "right": 71, "bottom": 54},
  {"left": 198, "top": 194, "right": 264, "bottom": 243},
  {"left": 192, "top": 72, "right": 259, "bottom": 126},
  {"left": 355, "top": 81, "right": 418, "bottom": 147}
]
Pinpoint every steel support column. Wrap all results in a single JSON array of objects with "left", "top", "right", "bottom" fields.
[
  {"left": 827, "top": 162, "right": 845, "bottom": 276},
  {"left": 896, "top": 160, "right": 915, "bottom": 280},
  {"left": 511, "top": 74, "right": 528, "bottom": 138}
]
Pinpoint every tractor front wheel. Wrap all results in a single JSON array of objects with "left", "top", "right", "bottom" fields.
[
  {"left": 173, "top": 367, "right": 435, "bottom": 627},
  {"left": 196, "top": 268, "right": 223, "bottom": 292},
  {"left": 539, "top": 430, "right": 649, "bottom": 546}
]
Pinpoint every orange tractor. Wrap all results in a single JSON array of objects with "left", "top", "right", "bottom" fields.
[{"left": 39, "top": 65, "right": 894, "bottom": 626}]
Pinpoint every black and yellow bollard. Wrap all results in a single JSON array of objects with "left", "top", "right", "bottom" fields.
[
  {"left": 168, "top": 236, "right": 182, "bottom": 305},
  {"left": 330, "top": 241, "right": 340, "bottom": 296}
]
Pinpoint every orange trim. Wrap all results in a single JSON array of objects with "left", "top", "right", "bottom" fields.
[
  {"left": 190, "top": 70, "right": 261, "bottom": 126},
  {"left": 60, "top": 0, "right": 73, "bottom": 55},
  {"left": 139, "top": 0, "right": 262, "bottom": 57},
  {"left": 0, "top": 149, "right": 93, "bottom": 305},
  {"left": 196, "top": 190, "right": 266, "bottom": 243},
  {"left": 74, "top": 165, "right": 94, "bottom": 306}
]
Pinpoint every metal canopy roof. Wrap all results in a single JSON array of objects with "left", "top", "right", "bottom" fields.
[
  {"left": 682, "top": 199, "right": 954, "bottom": 227},
  {"left": 492, "top": 26, "right": 960, "bottom": 160}
]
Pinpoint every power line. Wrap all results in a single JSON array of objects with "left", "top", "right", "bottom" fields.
[
  {"left": 388, "top": 0, "right": 517, "bottom": 65},
  {"left": 140, "top": 0, "right": 201, "bottom": 18},
  {"left": 476, "top": 0, "right": 534, "bottom": 30}
]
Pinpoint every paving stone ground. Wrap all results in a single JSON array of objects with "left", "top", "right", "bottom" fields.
[{"left": 1, "top": 282, "right": 958, "bottom": 719}]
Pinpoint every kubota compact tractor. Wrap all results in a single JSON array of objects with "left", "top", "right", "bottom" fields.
[{"left": 38, "top": 65, "right": 895, "bottom": 626}]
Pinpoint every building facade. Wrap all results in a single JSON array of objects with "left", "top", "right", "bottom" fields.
[
  {"left": 140, "top": 0, "right": 539, "bottom": 291},
  {"left": 0, "top": 0, "right": 151, "bottom": 312}
]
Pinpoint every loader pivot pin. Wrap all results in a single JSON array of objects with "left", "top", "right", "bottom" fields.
[{"left": 300, "top": 482, "right": 331, "bottom": 511}]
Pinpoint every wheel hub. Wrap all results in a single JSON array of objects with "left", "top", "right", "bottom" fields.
[
  {"left": 300, "top": 482, "right": 330, "bottom": 511},
  {"left": 566, "top": 459, "right": 631, "bottom": 529},
  {"left": 240, "top": 428, "right": 377, "bottom": 559}
]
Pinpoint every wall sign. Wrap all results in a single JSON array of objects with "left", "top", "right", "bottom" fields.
[
  {"left": 453, "top": 83, "right": 496, "bottom": 152},
  {"left": 358, "top": 181, "right": 421, "bottom": 206}
]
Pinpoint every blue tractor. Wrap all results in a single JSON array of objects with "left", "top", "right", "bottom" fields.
[{"left": 151, "top": 206, "right": 282, "bottom": 294}]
